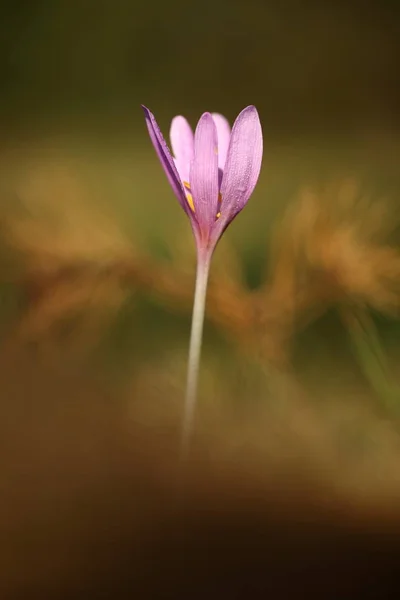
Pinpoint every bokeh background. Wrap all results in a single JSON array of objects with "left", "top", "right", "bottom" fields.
[{"left": 1, "top": 0, "right": 400, "bottom": 596}]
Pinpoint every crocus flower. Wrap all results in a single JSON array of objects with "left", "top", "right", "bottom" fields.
[
  {"left": 142, "top": 105, "right": 263, "bottom": 459},
  {"left": 142, "top": 105, "right": 263, "bottom": 259}
]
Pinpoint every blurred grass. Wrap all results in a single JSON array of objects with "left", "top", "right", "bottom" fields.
[{"left": 1, "top": 131, "right": 400, "bottom": 435}]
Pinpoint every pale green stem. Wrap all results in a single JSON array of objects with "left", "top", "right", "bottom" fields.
[{"left": 181, "top": 251, "right": 211, "bottom": 460}]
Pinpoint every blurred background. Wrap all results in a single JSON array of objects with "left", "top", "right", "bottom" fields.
[{"left": 1, "top": 0, "right": 400, "bottom": 596}]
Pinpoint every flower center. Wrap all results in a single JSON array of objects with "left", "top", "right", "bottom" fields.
[{"left": 182, "top": 183, "right": 222, "bottom": 219}]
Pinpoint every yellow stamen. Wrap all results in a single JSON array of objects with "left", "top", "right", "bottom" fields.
[
  {"left": 183, "top": 181, "right": 195, "bottom": 213},
  {"left": 216, "top": 211, "right": 221, "bottom": 219},
  {"left": 186, "top": 192, "right": 195, "bottom": 213}
]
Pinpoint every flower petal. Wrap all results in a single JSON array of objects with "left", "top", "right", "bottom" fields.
[
  {"left": 189, "top": 113, "right": 219, "bottom": 237},
  {"left": 212, "top": 113, "right": 231, "bottom": 171},
  {"left": 142, "top": 105, "right": 190, "bottom": 214},
  {"left": 219, "top": 105, "right": 263, "bottom": 222},
  {"left": 169, "top": 116, "right": 194, "bottom": 184}
]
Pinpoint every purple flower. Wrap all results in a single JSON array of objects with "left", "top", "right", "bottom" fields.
[{"left": 142, "top": 105, "right": 263, "bottom": 256}]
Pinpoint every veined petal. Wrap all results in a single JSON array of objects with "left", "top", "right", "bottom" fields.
[
  {"left": 212, "top": 113, "right": 231, "bottom": 171},
  {"left": 142, "top": 105, "right": 190, "bottom": 214},
  {"left": 170, "top": 116, "right": 194, "bottom": 184},
  {"left": 190, "top": 112, "right": 219, "bottom": 237},
  {"left": 219, "top": 105, "right": 263, "bottom": 222}
]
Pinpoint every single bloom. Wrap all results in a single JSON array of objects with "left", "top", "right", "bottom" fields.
[{"left": 142, "top": 104, "right": 263, "bottom": 256}]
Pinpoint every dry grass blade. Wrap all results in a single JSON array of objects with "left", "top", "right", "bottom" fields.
[
  {"left": 0, "top": 163, "right": 135, "bottom": 349},
  {"left": 296, "top": 181, "right": 400, "bottom": 313},
  {"left": 1, "top": 163, "right": 135, "bottom": 274},
  {"left": 248, "top": 179, "right": 400, "bottom": 367}
]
